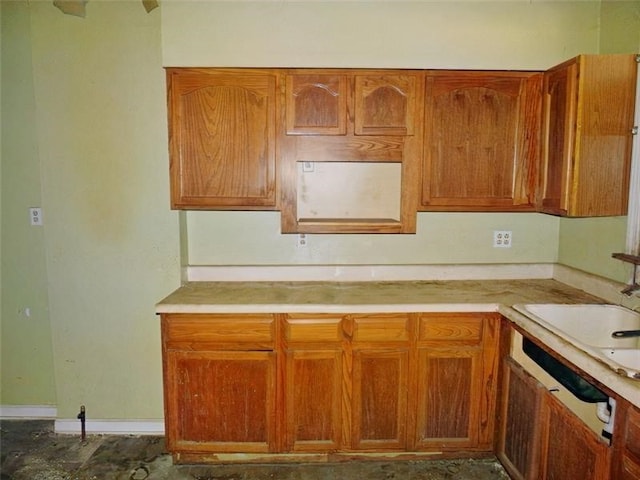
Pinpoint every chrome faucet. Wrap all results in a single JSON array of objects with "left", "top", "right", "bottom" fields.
[{"left": 611, "top": 329, "right": 640, "bottom": 338}]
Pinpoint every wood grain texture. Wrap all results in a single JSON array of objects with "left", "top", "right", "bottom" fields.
[
  {"left": 279, "top": 69, "right": 423, "bottom": 234},
  {"left": 421, "top": 71, "right": 541, "bottom": 211},
  {"left": 167, "top": 68, "right": 278, "bottom": 209},
  {"left": 496, "top": 357, "right": 543, "bottom": 480},
  {"left": 612, "top": 400, "right": 640, "bottom": 480},
  {"left": 165, "top": 350, "right": 276, "bottom": 453},
  {"left": 351, "top": 349, "right": 409, "bottom": 450},
  {"left": 540, "top": 54, "right": 636, "bottom": 217},
  {"left": 540, "top": 389, "right": 611, "bottom": 480},
  {"left": 285, "top": 350, "right": 343, "bottom": 451}
]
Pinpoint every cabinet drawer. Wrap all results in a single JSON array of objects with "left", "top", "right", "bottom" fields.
[
  {"left": 284, "top": 316, "right": 343, "bottom": 343},
  {"left": 351, "top": 314, "right": 409, "bottom": 343},
  {"left": 419, "top": 315, "right": 483, "bottom": 343},
  {"left": 162, "top": 314, "right": 275, "bottom": 350}
]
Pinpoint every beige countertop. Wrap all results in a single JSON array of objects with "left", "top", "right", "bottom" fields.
[
  {"left": 156, "top": 279, "right": 602, "bottom": 313},
  {"left": 156, "top": 278, "right": 639, "bottom": 408}
]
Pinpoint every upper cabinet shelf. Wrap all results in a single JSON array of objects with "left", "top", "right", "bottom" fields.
[{"left": 164, "top": 56, "right": 638, "bottom": 232}]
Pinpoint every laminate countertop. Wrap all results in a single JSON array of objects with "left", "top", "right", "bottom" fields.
[
  {"left": 155, "top": 279, "right": 602, "bottom": 313},
  {"left": 156, "top": 279, "right": 640, "bottom": 408}
]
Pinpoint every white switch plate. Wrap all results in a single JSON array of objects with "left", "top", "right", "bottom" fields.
[
  {"left": 493, "top": 230, "right": 512, "bottom": 248},
  {"left": 29, "top": 207, "right": 43, "bottom": 226}
]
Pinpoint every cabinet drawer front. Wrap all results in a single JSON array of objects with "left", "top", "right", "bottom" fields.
[
  {"left": 284, "top": 316, "right": 343, "bottom": 343},
  {"left": 162, "top": 314, "right": 275, "bottom": 349},
  {"left": 419, "top": 316, "right": 483, "bottom": 343},
  {"left": 351, "top": 314, "right": 409, "bottom": 343}
]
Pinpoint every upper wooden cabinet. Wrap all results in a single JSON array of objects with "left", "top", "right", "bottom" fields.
[
  {"left": 166, "top": 68, "right": 278, "bottom": 209},
  {"left": 540, "top": 55, "right": 637, "bottom": 217},
  {"left": 421, "top": 71, "right": 542, "bottom": 210},
  {"left": 280, "top": 69, "right": 424, "bottom": 234}
]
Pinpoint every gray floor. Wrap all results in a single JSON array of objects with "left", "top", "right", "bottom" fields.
[{"left": 0, "top": 420, "right": 511, "bottom": 480}]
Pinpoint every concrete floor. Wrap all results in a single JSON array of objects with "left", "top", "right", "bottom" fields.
[{"left": 1, "top": 420, "right": 511, "bottom": 480}]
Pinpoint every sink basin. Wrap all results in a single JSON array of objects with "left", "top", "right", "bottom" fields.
[{"left": 513, "top": 304, "right": 640, "bottom": 380}]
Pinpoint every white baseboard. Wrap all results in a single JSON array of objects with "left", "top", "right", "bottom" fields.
[
  {"left": 0, "top": 405, "right": 57, "bottom": 419},
  {"left": 54, "top": 418, "right": 165, "bottom": 435}
]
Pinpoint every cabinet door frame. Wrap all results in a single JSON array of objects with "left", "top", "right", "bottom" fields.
[
  {"left": 164, "top": 349, "right": 277, "bottom": 454},
  {"left": 167, "top": 68, "right": 279, "bottom": 210},
  {"left": 421, "top": 70, "right": 542, "bottom": 211}
]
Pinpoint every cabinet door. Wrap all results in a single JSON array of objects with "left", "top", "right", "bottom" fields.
[
  {"left": 541, "top": 55, "right": 636, "bottom": 217},
  {"left": 349, "top": 314, "right": 411, "bottom": 450},
  {"left": 610, "top": 399, "right": 640, "bottom": 480},
  {"left": 413, "top": 314, "right": 500, "bottom": 451},
  {"left": 283, "top": 315, "right": 344, "bottom": 452},
  {"left": 422, "top": 71, "right": 541, "bottom": 210},
  {"left": 164, "top": 350, "right": 277, "bottom": 454},
  {"left": 540, "top": 61, "right": 577, "bottom": 215},
  {"left": 354, "top": 74, "right": 418, "bottom": 136},
  {"left": 351, "top": 349, "right": 409, "bottom": 450},
  {"left": 540, "top": 389, "right": 611, "bottom": 480},
  {"left": 285, "top": 74, "right": 347, "bottom": 135},
  {"left": 415, "top": 347, "right": 482, "bottom": 449},
  {"left": 167, "top": 68, "right": 278, "bottom": 209},
  {"left": 285, "top": 350, "right": 343, "bottom": 452},
  {"left": 497, "top": 357, "right": 544, "bottom": 480}
]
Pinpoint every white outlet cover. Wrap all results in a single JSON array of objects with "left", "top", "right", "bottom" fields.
[{"left": 493, "top": 230, "right": 512, "bottom": 248}]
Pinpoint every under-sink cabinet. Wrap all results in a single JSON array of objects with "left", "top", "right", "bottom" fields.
[
  {"left": 611, "top": 399, "right": 640, "bottom": 479},
  {"left": 160, "top": 312, "right": 500, "bottom": 462},
  {"left": 498, "top": 356, "right": 611, "bottom": 480}
]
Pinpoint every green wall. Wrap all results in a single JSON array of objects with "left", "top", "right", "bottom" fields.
[
  {"left": 1, "top": 2, "right": 56, "bottom": 406},
  {"left": 1, "top": 0, "right": 637, "bottom": 420},
  {"left": 1, "top": 1, "right": 181, "bottom": 418}
]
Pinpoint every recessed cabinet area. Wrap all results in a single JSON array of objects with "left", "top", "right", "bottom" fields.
[{"left": 165, "top": 54, "right": 638, "bottom": 233}]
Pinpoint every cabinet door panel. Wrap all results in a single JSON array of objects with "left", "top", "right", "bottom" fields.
[
  {"left": 285, "top": 350, "right": 343, "bottom": 451},
  {"left": 541, "top": 391, "right": 611, "bottom": 480},
  {"left": 497, "top": 358, "right": 544, "bottom": 480},
  {"left": 355, "top": 75, "right": 417, "bottom": 135},
  {"left": 415, "top": 348, "right": 481, "bottom": 448},
  {"left": 541, "top": 64, "right": 575, "bottom": 215},
  {"left": 352, "top": 349, "right": 408, "bottom": 450},
  {"left": 422, "top": 72, "right": 541, "bottom": 210},
  {"left": 286, "top": 74, "right": 347, "bottom": 135},
  {"left": 165, "top": 350, "right": 276, "bottom": 453},
  {"left": 168, "top": 70, "right": 277, "bottom": 209}
]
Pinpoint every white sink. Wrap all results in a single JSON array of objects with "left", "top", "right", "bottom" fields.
[{"left": 513, "top": 304, "right": 640, "bottom": 380}]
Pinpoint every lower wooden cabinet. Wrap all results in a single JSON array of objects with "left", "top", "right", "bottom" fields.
[
  {"left": 540, "top": 391, "right": 611, "bottom": 479},
  {"left": 164, "top": 350, "right": 277, "bottom": 453},
  {"left": 160, "top": 311, "right": 500, "bottom": 460},
  {"left": 498, "top": 356, "right": 611, "bottom": 480},
  {"left": 611, "top": 399, "right": 640, "bottom": 480}
]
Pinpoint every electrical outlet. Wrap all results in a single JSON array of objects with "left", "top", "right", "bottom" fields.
[
  {"left": 30, "top": 207, "right": 43, "bottom": 226},
  {"left": 302, "top": 161, "right": 314, "bottom": 173},
  {"left": 297, "top": 233, "right": 307, "bottom": 248},
  {"left": 493, "top": 230, "right": 512, "bottom": 248}
]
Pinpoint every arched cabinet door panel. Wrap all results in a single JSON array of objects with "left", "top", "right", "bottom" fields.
[{"left": 167, "top": 68, "right": 278, "bottom": 209}]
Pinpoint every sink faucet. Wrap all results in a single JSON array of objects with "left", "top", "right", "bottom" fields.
[{"left": 611, "top": 329, "right": 640, "bottom": 338}]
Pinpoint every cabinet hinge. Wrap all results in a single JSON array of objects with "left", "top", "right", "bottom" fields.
[
  {"left": 636, "top": 54, "right": 640, "bottom": 63},
  {"left": 633, "top": 126, "right": 639, "bottom": 136}
]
